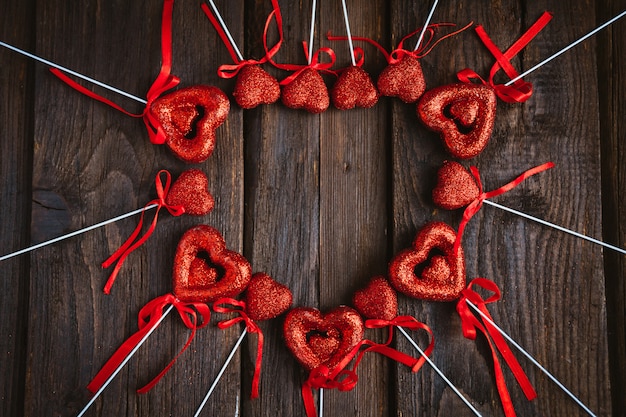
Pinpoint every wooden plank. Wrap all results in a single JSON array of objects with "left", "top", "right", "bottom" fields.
[{"left": 0, "top": 1, "right": 35, "bottom": 417}]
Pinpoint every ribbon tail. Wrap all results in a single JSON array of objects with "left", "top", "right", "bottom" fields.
[
  {"left": 301, "top": 382, "right": 319, "bottom": 417},
  {"left": 250, "top": 330, "right": 264, "bottom": 399}
]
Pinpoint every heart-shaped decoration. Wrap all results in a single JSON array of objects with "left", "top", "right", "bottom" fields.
[
  {"left": 377, "top": 55, "right": 426, "bottom": 103},
  {"left": 165, "top": 169, "right": 215, "bottom": 216},
  {"left": 244, "top": 272, "right": 293, "bottom": 321},
  {"left": 331, "top": 66, "right": 379, "bottom": 110},
  {"left": 388, "top": 221, "right": 465, "bottom": 301},
  {"left": 352, "top": 276, "right": 398, "bottom": 321},
  {"left": 233, "top": 64, "right": 281, "bottom": 109},
  {"left": 173, "top": 225, "right": 251, "bottom": 303},
  {"left": 283, "top": 306, "right": 364, "bottom": 371},
  {"left": 150, "top": 85, "right": 230, "bottom": 163},
  {"left": 417, "top": 83, "right": 497, "bottom": 159},
  {"left": 281, "top": 68, "right": 330, "bottom": 113},
  {"left": 432, "top": 161, "right": 480, "bottom": 210}
]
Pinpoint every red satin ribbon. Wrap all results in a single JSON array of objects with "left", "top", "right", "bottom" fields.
[
  {"left": 456, "top": 278, "right": 537, "bottom": 417},
  {"left": 101, "top": 170, "right": 185, "bottom": 294},
  {"left": 202, "top": 0, "right": 284, "bottom": 78},
  {"left": 457, "top": 11, "right": 553, "bottom": 103},
  {"left": 212, "top": 297, "right": 264, "bottom": 399},
  {"left": 327, "top": 22, "right": 472, "bottom": 64},
  {"left": 50, "top": 0, "right": 180, "bottom": 145},
  {"left": 268, "top": 42, "right": 337, "bottom": 86},
  {"left": 453, "top": 161, "right": 555, "bottom": 256},
  {"left": 87, "top": 293, "right": 211, "bottom": 394}
]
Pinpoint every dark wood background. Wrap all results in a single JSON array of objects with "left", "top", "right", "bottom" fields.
[{"left": 1, "top": 0, "right": 624, "bottom": 416}]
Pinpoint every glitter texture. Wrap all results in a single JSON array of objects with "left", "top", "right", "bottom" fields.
[
  {"left": 388, "top": 221, "right": 466, "bottom": 301},
  {"left": 331, "top": 65, "right": 379, "bottom": 110},
  {"left": 165, "top": 169, "right": 215, "bottom": 215},
  {"left": 283, "top": 306, "right": 364, "bottom": 371},
  {"left": 173, "top": 225, "right": 251, "bottom": 303},
  {"left": 417, "top": 82, "right": 497, "bottom": 159},
  {"left": 432, "top": 161, "right": 480, "bottom": 210},
  {"left": 150, "top": 85, "right": 230, "bottom": 163},
  {"left": 377, "top": 55, "right": 426, "bottom": 103},
  {"left": 281, "top": 68, "right": 330, "bottom": 113},
  {"left": 233, "top": 64, "right": 281, "bottom": 109},
  {"left": 244, "top": 272, "right": 293, "bottom": 321},
  {"left": 352, "top": 275, "right": 398, "bottom": 321}
]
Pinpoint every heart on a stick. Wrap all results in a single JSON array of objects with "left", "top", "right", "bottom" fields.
[
  {"left": 281, "top": 68, "right": 330, "bottom": 113},
  {"left": 244, "top": 273, "right": 293, "bottom": 321},
  {"left": 233, "top": 64, "right": 281, "bottom": 109},
  {"left": 173, "top": 225, "right": 251, "bottom": 303},
  {"left": 151, "top": 85, "right": 230, "bottom": 163},
  {"left": 388, "top": 221, "right": 465, "bottom": 301},
  {"left": 352, "top": 276, "right": 398, "bottom": 321},
  {"left": 331, "top": 66, "right": 379, "bottom": 110},
  {"left": 417, "top": 83, "right": 496, "bottom": 159},
  {"left": 432, "top": 161, "right": 480, "bottom": 210},
  {"left": 165, "top": 169, "right": 215, "bottom": 216},
  {"left": 283, "top": 306, "right": 364, "bottom": 371},
  {"left": 377, "top": 55, "right": 426, "bottom": 103}
]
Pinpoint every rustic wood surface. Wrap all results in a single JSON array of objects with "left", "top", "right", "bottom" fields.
[{"left": 0, "top": 0, "right": 624, "bottom": 416}]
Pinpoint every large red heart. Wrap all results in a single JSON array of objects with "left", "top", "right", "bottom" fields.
[
  {"left": 233, "top": 64, "right": 281, "bottom": 109},
  {"left": 331, "top": 66, "right": 379, "bottom": 110},
  {"left": 150, "top": 85, "right": 230, "bottom": 163},
  {"left": 388, "top": 221, "right": 465, "bottom": 301},
  {"left": 173, "top": 225, "right": 251, "bottom": 303},
  {"left": 352, "top": 276, "right": 398, "bottom": 321},
  {"left": 283, "top": 306, "right": 364, "bottom": 371},
  {"left": 165, "top": 169, "right": 214, "bottom": 216},
  {"left": 417, "top": 83, "right": 496, "bottom": 159},
  {"left": 377, "top": 55, "right": 426, "bottom": 103},
  {"left": 244, "top": 272, "right": 293, "bottom": 321},
  {"left": 281, "top": 68, "right": 329, "bottom": 113},
  {"left": 432, "top": 161, "right": 480, "bottom": 210}
]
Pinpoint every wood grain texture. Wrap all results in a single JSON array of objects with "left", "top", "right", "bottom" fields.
[{"left": 0, "top": 0, "right": 622, "bottom": 416}]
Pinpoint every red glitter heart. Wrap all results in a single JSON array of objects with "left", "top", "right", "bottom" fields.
[
  {"left": 173, "top": 225, "right": 251, "bottom": 303},
  {"left": 432, "top": 161, "right": 480, "bottom": 210},
  {"left": 281, "top": 68, "right": 329, "bottom": 113},
  {"left": 150, "top": 85, "right": 230, "bottom": 163},
  {"left": 352, "top": 276, "right": 398, "bottom": 321},
  {"left": 417, "top": 83, "right": 496, "bottom": 159},
  {"left": 233, "top": 65, "right": 281, "bottom": 109},
  {"left": 331, "top": 66, "right": 379, "bottom": 110},
  {"left": 165, "top": 169, "right": 214, "bottom": 216},
  {"left": 244, "top": 273, "right": 293, "bottom": 321},
  {"left": 388, "top": 221, "right": 466, "bottom": 301},
  {"left": 283, "top": 306, "right": 364, "bottom": 371},
  {"left": 376, "top": 55, "right": 426, "bottom": 103}
]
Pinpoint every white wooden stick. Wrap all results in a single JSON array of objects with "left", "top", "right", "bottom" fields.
[
  {"left": 414, "top": 0, "right": 440, "bottom": 52},
  {"left": 0, "top": 204, "right": 159, "bottom": 262},
  {"left": 308, "top": 0, "right": 318, "bottom": 65},
  {"left": 340, "top": 0, "right": 356, "bottom": 66},
  {"left": 205, "top": 0, "right": 244, "bottom": 62}
]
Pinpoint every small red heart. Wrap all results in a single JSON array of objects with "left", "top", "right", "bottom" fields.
[
  {"left": 388, "top": 221, "right": 466, "bottom": 301},
  {"left": 352, "top": 276, "right": 398, "bottom": 321},
  {"left": 165, "top": 169, "right": 215, "bottom": 216},
  {"left": 173, "top": 225, "right": 251, "bottom": 303},
  {"left": 281, "top": 68, "right": 329, "bottom": 113},
  {"left": 283, "top": 306, "right": 364, "bottom": 371},
  {"left": 233, "top": 65, "right": 281, "bottom": 109},
  {"left": 244, "top": 273, "right": 293, "bottom": 321},
  {"left": 417, "top": 83, "right": 496, "bottom": 159},
  {"left": 432, "top": 161, "right": 480, "bottom": 210},
  {"left": 377, "top": 55, "right": 426, "bottom": 103},
  {"left": 331, "top": 66, "right": 379, "bottom": 110},
  {"left": 150, "top": 85, "right": 230, "bottom": 163}
]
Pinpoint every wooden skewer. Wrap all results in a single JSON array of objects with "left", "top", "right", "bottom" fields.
[
  {"left": 340, "top": 0, "right": 356, "bottom": 66},
  {"left": 308, "top": 0, "right": 317, "bottom": 65},
  {"left": 414, "top": 0, "right": 440, "bottom": 52},
  {"left": 205, "top": 0, "right": 244, "bottom": 62}
]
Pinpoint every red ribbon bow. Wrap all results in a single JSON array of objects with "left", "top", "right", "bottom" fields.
[
  {"left": 457, "top": 11, "right": 553, "bottom": 103},
  {"left": 50, "top": 0, "right": 180, "bottom": 145},
  {"left": 456, "top": 278, "right": 537, "bottom": 417},
  {"left": 212, "top": 297, "right": 264, "bottom": 399},
  {"left": 87, "top": 293, "right": 211, "bottom": 394},
  {"left": 270, "top": 42, "right": 337, "bottom": 86},
  {"left": 101, "top": 170, "right": 185, "bottom": 294},
  {"left": 453, "top": 161, "right": 555, "bottom": 256},
  {"left": 202, "top": 0, "right": 284, "bottom": 79}
]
